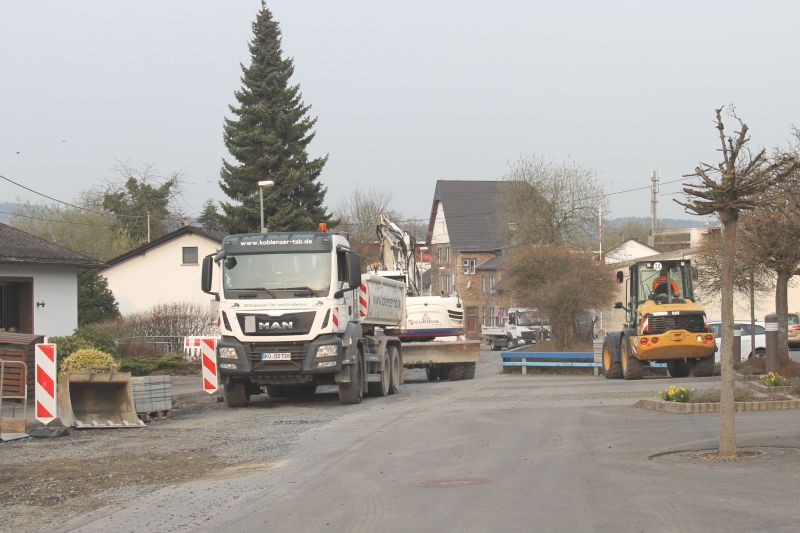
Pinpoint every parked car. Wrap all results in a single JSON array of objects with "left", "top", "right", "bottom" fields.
[
  {"left": 764, "top": 312, "right": 800, "bottom": 348},
  {"left": 707, "top": 320, "right": 766, "bottom": 362}
]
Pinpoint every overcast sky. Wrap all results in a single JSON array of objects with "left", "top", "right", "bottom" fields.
[{"left": 1, "top": 0, "right": 798, "bottom": 226}]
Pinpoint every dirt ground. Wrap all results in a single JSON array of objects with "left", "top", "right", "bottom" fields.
[{"left": 0, "top": 391, "right": 342, "bottom": 532}]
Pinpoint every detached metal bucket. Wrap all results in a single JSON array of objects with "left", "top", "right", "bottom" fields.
[{"left": 57, "top": 368, "right": 144, "bottom": 428}]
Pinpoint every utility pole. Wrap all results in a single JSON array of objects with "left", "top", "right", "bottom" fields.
[
  {"left": 650, "top": 169, "right": 660, "bottom": 245},
  {"left": 147, "top": 212, "right": 151, "bottom": 243},
  {"left": 598, "top": 203, "right": 603, "bottom": 263}
]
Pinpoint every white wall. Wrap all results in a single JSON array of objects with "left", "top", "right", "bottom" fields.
[
  {"left": 0, "top": 264, "right": 78, "bottom": 336},
  {"left": 102, "top": 233, "right": 220, "bottom": 315},
  {"left": 430, "top": 203, "right": 450, "bottom": 245}
]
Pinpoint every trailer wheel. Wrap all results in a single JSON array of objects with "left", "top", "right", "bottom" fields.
[
  {"left": 692, "top": 356, "right": 714, "bottom": 377},
  {"left": 462, "top": 362, "right": 476, "bottom": 380},
  {"left": 425, "top": 366, "right": 441, "bottom": 382},
  {"left": 621, "top": 337, "right": 644, "bottom": 380},
  {"left": 667, "top": 360, "right": 691, "bottom": 378},
  {"left": 368, "top": 351, "right": 391, "bottom": 397},
  {"left": 447, "top": 364, "right": 465, "bottom": 381},
  {"left": 389, "top": 346, "right": 401, "bottom": 394},
  {"left": 602, "top": 336, "right": 622, "bottom": 379},
  {"left": 338, "top": 349, "right": 363, "bottom": 404},
  {"left": 224, "top": 381, "right": 250, "bottom": 407}
]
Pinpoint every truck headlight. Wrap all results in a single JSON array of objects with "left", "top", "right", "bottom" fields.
[
  {"left": 315, "top": 344, "right": 338, "bottom": 358},
  {"left": 219, "top": 347, "right": 238, "bottom": 360}
]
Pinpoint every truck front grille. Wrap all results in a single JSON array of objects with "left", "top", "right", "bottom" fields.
[
  {"left": 520, "top": 331, "right": 536, "bottom": 339},
  {"left": 645, "top": 314, "right": 706, "bottom": 334}
]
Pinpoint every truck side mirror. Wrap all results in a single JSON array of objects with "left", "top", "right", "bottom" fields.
[
  {"left": 616, "top": 271, "right": 624, "bottom": 284},
  {"left": 347, "top": 252, "right": 362, "bottom": 288},
  {"left": 201, "top": 255, "right": 215, "bottom": 294},
  {"left": 613, "top": 301, "right": 624, "bottom": 309}
]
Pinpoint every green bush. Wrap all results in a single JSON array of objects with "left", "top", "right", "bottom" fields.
[
  {"left": 118, "top": 353, "right": 195, "bottom": 376},
  {"left": 60, "top": 348, "right": 119, "bottom": 374},
  {"left": 790, "top": 378, "right": 800, "bottom": 396}
]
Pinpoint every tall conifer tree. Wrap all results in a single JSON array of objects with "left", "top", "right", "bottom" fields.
[{"left": 220, "top": 3, "right": 330, "bottom": 233}]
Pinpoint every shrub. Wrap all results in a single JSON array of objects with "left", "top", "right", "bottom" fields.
[
  {"left": 735, "top": 359, "right": 765, "bottom": 375},
  {"left": 660, "top": 385, "right": 694, "bottom": 402},
  {"left": 760, "top": 371, "right": 785, "bottom": 387},
  {"left": 790, "top": 378, "right": 800, "bottom": 396},
  {"left": 118, "top": 353, "right": 196, "bottom": 376},
  {"left": 60, "top": 348, "right": 119, "bottom": 374}
]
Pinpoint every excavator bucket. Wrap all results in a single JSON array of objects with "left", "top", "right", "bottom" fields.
[{"left": 57, "top": 369, "right": 145, "bottom": 428}]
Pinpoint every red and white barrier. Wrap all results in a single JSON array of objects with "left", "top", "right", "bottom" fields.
[
  {"left": 200, "top": 338, "right": 218, "bottom": 394},
  {"left": 359, "top": 283, "right": 368, "bottom": 318},
  {"left": 34, "top": 343, "right": 57, "bottom": 424}
]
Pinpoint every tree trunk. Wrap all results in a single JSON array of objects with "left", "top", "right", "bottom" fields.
[
  {"left": 776, "top": 270, "right": 790, "bottom": 364},
  {"left": 719, "top": 216, "right": 737, "bottom": 458}
]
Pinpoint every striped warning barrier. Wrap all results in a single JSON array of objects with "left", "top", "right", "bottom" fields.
[
  {"left": 34, "top": 343, "right": 57, "bottom": 424},
  {"left": 200, "top": 338, "right": 218, "bottom": 394},
  {"left": 359, "top": 283, "right": 368, "bottom": 318}
]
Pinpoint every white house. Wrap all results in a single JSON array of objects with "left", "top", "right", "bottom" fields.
[
  {"left": 0, "top": 223, "right": 99, "bottom": 336},
  {"left": 102, "top": 226, "right": 223, "bottom": 315},
  {"left": 604, "top": 239, "right": 660, "bottom": 264}
]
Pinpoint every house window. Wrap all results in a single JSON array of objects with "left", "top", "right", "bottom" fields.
[
  {"left": 482, "top": 274, "right": 495, "bottom": 293},
  {"left": 182, "top": 246, "right": 199, "bottom": 265},
  {"left": 462, "top": 258, "right": 476, "bottom": 275}
]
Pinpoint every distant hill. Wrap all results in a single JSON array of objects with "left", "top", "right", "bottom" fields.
[
  {"left": 0, "top": 202, "right": 22, "bottom": 223},
  {"left": 608, "top": 217, "right": 708, "bottom": 230}
]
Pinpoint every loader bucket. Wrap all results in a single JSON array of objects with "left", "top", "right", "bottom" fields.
[{"left": 57, "top": 369, "right": 145, "bottom": 428}]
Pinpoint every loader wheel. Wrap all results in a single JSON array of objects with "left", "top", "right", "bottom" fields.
[
  {"left": 224, "top": 381, "right": 250, "bottom": 407},
  {"left": 426, "top": 366, "right": 441, "bottom": 382},
  {"left": 602, "top": 337, "right": 622, "bottom": 379},
  {"left": 462, "top": 362, "right": 476, "bottom": 380},
  {"left": 447, "top": 364, "right": 465, "bottom": 381},
  {"left": 368, "top": 351, "right": 391, "bottom": 397},
  {"left": 667, "top": 360, "right": 691, "bottom": 378},
  {"left": 621, "top": 337, "right": 644, "bottom": 380},
  {"left": 389, "top": 346, "right": 401, "bottom": 394},
  {"left": 692, "top": 356, "right": 714, "bottom": 378},
  {"left": 338, "top": 349, "right": 363, "bottom": 405}
]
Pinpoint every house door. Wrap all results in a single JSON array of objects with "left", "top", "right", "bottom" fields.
[
  {"left": 465, "top": 306, "right": 479, "bottom": 339},
  {"left": 0, "top": 279, "right": 33, "bottom": 333}
]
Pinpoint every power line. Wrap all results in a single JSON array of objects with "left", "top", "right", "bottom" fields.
[{"left": 0, "top": 209, "right": 118, "bottom": 227}]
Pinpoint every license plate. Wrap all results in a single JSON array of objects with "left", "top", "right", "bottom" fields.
[{"left": 261, "top": 352, "right": 292, "bottom": 361}]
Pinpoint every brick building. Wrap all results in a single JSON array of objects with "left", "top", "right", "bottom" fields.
[{"left": 426, "top": 180, "right": 516, "bottom": 338}]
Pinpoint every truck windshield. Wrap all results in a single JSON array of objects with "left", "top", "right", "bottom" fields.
[
  {"left": 511, "top": 313, "right": 533, "bottom": 326},
  {"left": 223, "top": 252, "right": 332, "bottom": 298}
]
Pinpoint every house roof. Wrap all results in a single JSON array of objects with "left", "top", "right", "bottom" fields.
[
  {"left": 604, "top": 239, "right": 660, "bottom": 264},
  {"left": 105, "top": 226, "right": 224, "bottom": 267},
  {"left": 475, "top": 255, "right": 504, "bottom": 271},
  {"left": 0, "top": 223, "right": 100, "bottom": 267},
  {"left": 426, "top": 180, "right": 515, "bottom": 252}
]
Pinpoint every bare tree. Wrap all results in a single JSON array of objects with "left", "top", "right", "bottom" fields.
[
  {"left": 503, "top": 154, "right": 606, "bottom": 247},
  {"left": 677, "top": 106, "right": 799, "bottom": 458},
  {"left": 739, "top": 139, "right": 800, "bottom": 363},
  {"left": 334, "top": 186, "right": 398, "bottom": 268},
  {"left": 508, "top": 246, "right": 616, "bottom": 350}
]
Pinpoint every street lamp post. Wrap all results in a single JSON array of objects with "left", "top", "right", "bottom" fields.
[{"left": 258, "top": 180, "right": 274, "bottom": 233}]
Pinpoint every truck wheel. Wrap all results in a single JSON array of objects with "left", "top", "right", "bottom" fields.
[
  {"left": 602, "top": 337, "right": 622, "bottom": 379},
  {"left": 693, "top": 356, "right": 714, "bottom": 377},
  {"left": 621, "top": 337, "right": 644, "bottom": 380},
  {"left": 389, "top": 346, "right": 401, "bottom": 394},
  {"left": 447, "top": 364, "right": 465, "bottom": 381},
  {"left": 266, "top": 385, "right": 285, "bottom": 398},
  {"left": 224, "top": 381, "right": 250, "bottom": 407},
  {"left": 462, "top": 362, "right": 476, "bottom": 380},
  {"left": 667, "top": 360, "right": 691, "bottom": 378},
  {"left": 425, "top": 366, "right": 441, "bottom": 382},
  {"left": 368, "top": 351, "right": 391, "bottom": 397},
  {"left": 338, "top": 350, "right": 363, "bottom": 405}
]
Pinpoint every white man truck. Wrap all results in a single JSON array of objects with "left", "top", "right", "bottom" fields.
[
  {"left": 201, "top": 229, "right": 405, "bottom": 406},
  {"left": 481, "top": 307, "right": 542, "bottom": 350}
]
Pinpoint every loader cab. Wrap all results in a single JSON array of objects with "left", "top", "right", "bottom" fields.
[{"left": 625, "top": 260, "right": 696, "bottom": 327}]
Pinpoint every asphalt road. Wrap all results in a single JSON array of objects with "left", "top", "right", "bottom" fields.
[{"left": 60, "top": 348, "right": 800, "bottom": 533}]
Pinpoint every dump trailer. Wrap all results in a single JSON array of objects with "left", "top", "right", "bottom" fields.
[
  {"left": 602, "top": 259, "right": 716, "bottom": 380},
  {"left": 375, "top": 214, "right": 480, "bottom": 381},
  {"left": 57, "top": 368, "right": 144, "bottom": 428},
  {"left": 201, "top": 228, "right": 405, "bottom": 406}
]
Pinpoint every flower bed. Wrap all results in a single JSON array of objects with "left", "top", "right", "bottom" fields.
[{"left": 634, "top": 397, "right": 800, "bottom": 414}]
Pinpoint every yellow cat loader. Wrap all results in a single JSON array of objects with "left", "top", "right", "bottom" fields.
[{"left": 602, "top": 259, "right": 716, "bottom": 379}]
